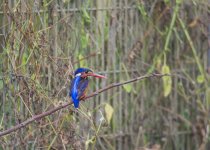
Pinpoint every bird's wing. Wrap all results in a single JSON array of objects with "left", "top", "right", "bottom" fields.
[
  {"left": 69, "top": 77, "right": 76, "bottom": 97},
  {"left": 69, "top": 77, "right": 89, "bottom": 99},
  {"left": 77, "top": 78, "right": 89, "bottom": 99}
]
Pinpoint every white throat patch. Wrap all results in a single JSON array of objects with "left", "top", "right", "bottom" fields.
[{"left": 75, "top": 73, "right": 81, "bottom": 77}]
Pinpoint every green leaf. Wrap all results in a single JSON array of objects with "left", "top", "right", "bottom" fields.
[
  {"left": 176, "top": 0, "right": 182, "bottom": 4},
  {"left": 82, "top": 9, "right": 91, "bottom": 23},
  {"left": 161, "top": 65, "right": 172, "bottom": 97},
  {"left": 81, "top": 30, "right": 89, "bottom": 49},
  {"left": 31, "top": 74, "right": 36, "bottom": 80},
  {"left": 123, "top": 84, "right": 132, "bottom": 93},
  {"left": 156, "top": 57, "right": 162, "bottom": 71},
  {"left": 164, "top": 0, "right": 170, "bottom": 4},
  {"left": 78, "top": 54, "right": 86, "bottom": 67},
  {"left": 105, "top": 103, "right": 114, "bottom": 124},
  {"left": 22, "top": 53, "right": 28, "bottom": 65},
  {"left": 137, "top": 4, "right": 147, "bottom": 17},
  {"left": 196, "top": 74, "right": 204, "bottom": 83}
]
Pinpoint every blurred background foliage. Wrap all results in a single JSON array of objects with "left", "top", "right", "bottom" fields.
[{"left": 0, "top": 0, "right": 210, "bottom": 149}]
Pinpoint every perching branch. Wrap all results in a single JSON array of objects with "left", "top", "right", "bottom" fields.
[{"left": 0, "top": 73, "right": 170, "bottom": 137}]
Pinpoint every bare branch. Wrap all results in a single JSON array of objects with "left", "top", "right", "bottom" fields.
[{"left": 0, "top": 73, "right": 170, "bottom": 137}]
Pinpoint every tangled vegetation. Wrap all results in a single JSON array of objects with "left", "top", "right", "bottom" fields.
[{"left": 0, "top": 0, "right": 209, "bottom": 149}]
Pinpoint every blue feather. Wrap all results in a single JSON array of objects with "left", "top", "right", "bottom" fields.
[
  {"left": 74, "top": 68, "right": 92, "bottom": 76},
  {"left": 69, "top": 76, "right": 89, "bottom": 108}
]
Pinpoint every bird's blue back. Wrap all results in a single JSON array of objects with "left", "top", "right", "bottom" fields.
[{"left": 69, "top": 76, "right": 89, "bottom": 108}]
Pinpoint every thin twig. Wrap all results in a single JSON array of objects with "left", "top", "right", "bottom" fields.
[{"left": 0, "top": 73, "right": 170, "bottom": 137}]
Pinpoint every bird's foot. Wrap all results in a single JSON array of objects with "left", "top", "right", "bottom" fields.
[{"left": 79, "top": 95, "right": 86, "bottom": 101}]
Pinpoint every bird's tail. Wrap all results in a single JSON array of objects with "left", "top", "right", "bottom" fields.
[{"left": 73, "top": 99, "right": 79, "bottom": 108}]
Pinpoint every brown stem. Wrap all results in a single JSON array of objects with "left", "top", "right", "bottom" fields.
[{"left": 0, "top": 73, "right": 170, "bottom": 137}]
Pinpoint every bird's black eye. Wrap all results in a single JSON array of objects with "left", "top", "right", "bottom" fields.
[{"left": 85, "top": 71, "right": 89, "bottom": 73}]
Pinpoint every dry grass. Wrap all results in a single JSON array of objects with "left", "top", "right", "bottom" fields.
[{"left": 0, "top": 0, "right": 209, "bottom": 149}]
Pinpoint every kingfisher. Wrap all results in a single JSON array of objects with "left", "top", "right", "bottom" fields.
[{"left": 69, "top": 68, "right": 106, "bottom": 108}]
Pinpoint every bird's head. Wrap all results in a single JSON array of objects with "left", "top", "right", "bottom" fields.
[{"left": 74, "top": 68, "right": 106, "bottom": 79}]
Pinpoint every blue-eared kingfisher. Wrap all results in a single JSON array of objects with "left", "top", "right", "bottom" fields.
[{"left": 69, "top": 68, "right": 106, "bottom": 108}]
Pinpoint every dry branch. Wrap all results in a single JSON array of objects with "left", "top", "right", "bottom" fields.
[{"left": 0, "top": 73, "right": 170, "bottom": 137}]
